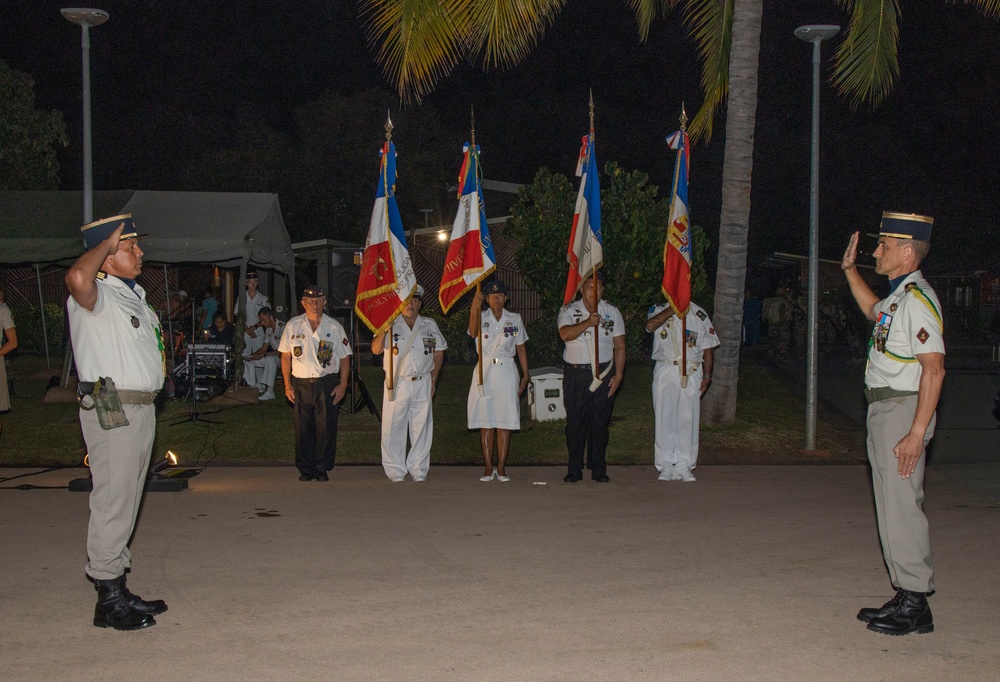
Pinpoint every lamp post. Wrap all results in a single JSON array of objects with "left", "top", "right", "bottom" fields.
[
  {"left": 795, "top": 24, "right": 840, "bottom": 451},
  {"left": 61, "top": 7, "right": 109, "bottom": 224}
]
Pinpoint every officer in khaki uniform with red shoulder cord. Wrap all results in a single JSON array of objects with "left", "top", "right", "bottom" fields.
[
  {"left": 66, "top": 214, "right": 168, "bottom": 631},
  {"left": 842, "top": 211, "right": 945, "bottom": 637}
]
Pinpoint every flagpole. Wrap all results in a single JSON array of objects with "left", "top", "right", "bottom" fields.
[
  {"left": 588, "top": 90, "right": 601, "bottom": 385},
  {"left": 471, "top": 106, "right": 486, "bottom": 396},
  {"left": 384, "top": 112, "right": 397, "bottom": 399},
  {"left": 674, "top": 106, "right": 689, "bottom": 389}
]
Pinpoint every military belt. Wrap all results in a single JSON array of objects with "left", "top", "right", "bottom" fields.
[
  {"left": 864, "top": 386, "right": 918, "bottom": 404},
  {"left": 116, "top": 390, "right": 160, "bottom": 405}
]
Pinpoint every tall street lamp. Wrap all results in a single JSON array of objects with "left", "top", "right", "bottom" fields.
[
  {"left": 795, "top": 24, "right": 840, "bottom": 451},
  {"left": 61, "top": 7, "right": 109, "bottom": 224}
]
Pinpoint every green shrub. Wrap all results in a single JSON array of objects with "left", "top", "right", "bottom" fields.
[{"left": 9, "top": 304, "right": 65, "bottom": 356}]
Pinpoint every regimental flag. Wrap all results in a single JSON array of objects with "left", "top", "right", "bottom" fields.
[
  {"left": 438, "top": 142, "right": 496, "bottom": 313},
  {"left": 355, "top": 141, "right": 417, "bottom": 335},
  {"left": 662, "top": 129, "right": 692, "bottom": 317},
  {"left": 563, "top": 133, "right": 603, "bottom": 305}
]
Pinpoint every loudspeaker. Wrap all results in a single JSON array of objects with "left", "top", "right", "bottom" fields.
[{"left": 328, "top": 248, "right": 362, "bottom": 309}]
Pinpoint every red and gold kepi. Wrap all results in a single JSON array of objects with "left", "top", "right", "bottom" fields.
[
  {"left": 81, "top": 213, "right": 145, "bottom": 250},
  {"left": 868, "top": 212, "right": 934, "bottom": 242}
]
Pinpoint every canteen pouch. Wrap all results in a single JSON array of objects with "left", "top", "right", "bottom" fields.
[{"left": 77, "top": 377, "right": 130, "bottom": 430}]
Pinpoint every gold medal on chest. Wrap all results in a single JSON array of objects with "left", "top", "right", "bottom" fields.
[{"left": 889, "top": 303, "right": 898, "bottom": 312}]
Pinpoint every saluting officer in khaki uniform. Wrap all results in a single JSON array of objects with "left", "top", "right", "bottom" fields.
[
  {"left": 842, "top": 212, "right": 945, "bottom": 636},
  {"left": 66, "top": 214, "right": 167, "bottom": 631}
]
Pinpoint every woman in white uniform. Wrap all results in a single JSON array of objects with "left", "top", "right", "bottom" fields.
[{"left": 467, "top": 280, "right": 530, "bottom": 482}]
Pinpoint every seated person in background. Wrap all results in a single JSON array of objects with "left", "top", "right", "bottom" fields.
[
  {"left": 243, "top": 306, "right": 284, "bottom": 401},
  {"left": 205, "top": 312, "right": 235, "bottom": 346}
]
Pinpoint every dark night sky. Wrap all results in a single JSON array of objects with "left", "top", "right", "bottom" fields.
[{"left": 4, "top": 0, "right": 999, "bottom": 276}]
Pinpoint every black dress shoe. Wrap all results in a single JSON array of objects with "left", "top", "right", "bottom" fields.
[
  {"left": 592, "top": 473, "right": 610, "bottom": 482},
  {"left": 867, "top": 591, "right": 934, "bottom": 636},
  {"left": 857, "top": 588, "right": 905, "bottom": 623},
  {"left": 315, "top": 471, "right": 329, "bottom": 482},
  {"left": 563, "top": 471, "right": 583, "bottom": 483},
  {"left": 299, "top": 474, "right": 313, "bottom": 481}
]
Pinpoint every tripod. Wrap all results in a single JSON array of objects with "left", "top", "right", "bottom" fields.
[
  {"left": 341, "top": 309, "right": 380, "bottom": 420},
  {"left": 167, "top": 299, "right": 223, "bottom": 426}
]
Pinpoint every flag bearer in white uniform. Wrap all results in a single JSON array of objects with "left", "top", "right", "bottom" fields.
[
  {"left": 66, "top": 214, "right": 167, "bottom": 631},
  {"left": 646, "top": 301, "right": 719, "bottom": 482},
  {"left": 842, "top": 212, "right": 945, "bottom": 637},
  {"left": 371, "top": 285, "right": 447, "bottom": 482},
  {"left": 467, "top": 280, "right": 530, "bottom": 482}
]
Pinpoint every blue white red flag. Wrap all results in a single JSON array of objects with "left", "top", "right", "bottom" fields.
[
  {"left": 662, "top": 129, "right": 692, "bottom": 317},
  {"left": 355, "top": 141, "right": 417, "bottom": 334},
  {"left": 439, "top": 142, "right": 496, "bottom": 313},
  {"left": 563, "top": 133, "right": 603, "bottom": 305}
]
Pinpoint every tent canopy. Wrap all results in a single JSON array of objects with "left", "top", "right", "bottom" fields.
[{"left": 0, "top": 190, "right": 295, "bottom": 275}]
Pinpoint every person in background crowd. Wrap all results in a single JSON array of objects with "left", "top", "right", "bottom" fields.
[
  {"left": 243, "top": 306, "right": 284, "bottom": 401},
  {"left": 0, "top": 284, "right": 18, "bottom": 427}
]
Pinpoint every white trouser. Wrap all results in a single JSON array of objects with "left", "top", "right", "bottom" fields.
[
  {"left": 652, "top": 361, "right": 702, "bottom": 472},
  {"left": 244, "top": 353, "right": 279, "bottom": 389},
  {"left": 381, "top": 375, "right": 434, "bottom": 480}
]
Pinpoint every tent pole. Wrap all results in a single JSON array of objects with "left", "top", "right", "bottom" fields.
[
  {"left": 35, "top": 264, "right": 50, "bottom": 369},
  {"left": 163, "top": 263, "right": 175, "bottom": 369}
]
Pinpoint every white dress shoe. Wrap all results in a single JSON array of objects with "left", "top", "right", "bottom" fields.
[
  {"left": 479, "top": 469, "right": 495, "bottom": 482},
  {"left": 259, "top": 389, "right": 275, "bottom": 401},
  {"left": 496, "top": 471, "right": 510, "bottom": 482},
  {"left": 676, "top": 468, "right": 696, "bottom": 482}
]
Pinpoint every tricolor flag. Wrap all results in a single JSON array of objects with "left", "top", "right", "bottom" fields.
[
  {"left": 355, "top": 141, "right": 417, "bottom": 334},
  {"left": 662, "top": 129, "right": 692, "bottom": 317},
  {"left": 438, "top": 142, "right": 496, "bottom": 313},
  {"left": 563, "top": 133, "right": 603, "bottom": 304}
]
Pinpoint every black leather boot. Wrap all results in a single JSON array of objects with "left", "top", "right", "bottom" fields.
[
  {"left": 857, "top": 588, "right": 905, "bottom": 623},
  {"left": 867, "top": 590, "right": 934, "bottom": 636},
  {"left": 93, "top": 577, "right": 156, "bottom": 631},
  {"left": 121, "top": 575, "right": 168, "bottom": 616}
]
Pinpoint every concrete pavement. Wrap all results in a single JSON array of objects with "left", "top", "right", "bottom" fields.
[{"left": 2, "top": 464, "right": 998, "bottom": 681}]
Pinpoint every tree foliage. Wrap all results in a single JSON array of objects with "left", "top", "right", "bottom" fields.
[
  {"left": 0, "top": 60, "right": 67, "bottom": 190},
  {"left": 505, "top": 161, "right": 709, "bottom": 360}
]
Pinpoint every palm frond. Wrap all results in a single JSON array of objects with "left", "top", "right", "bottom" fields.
[
  {"left": 361, "top": 0, "right": 472, "bottom": 103},
  {"left": 626, "top": 0, "right": 683, "bottom": 41},
  {"left": 949, "top": 0, "right": 1000, "bottom": 20},
  {"left": 831, "top": 0, "right": 900, "bottom": 108},
  {"left": 466, "top": 0, "right": 568, "bottom": 69},
  {"left": 681, "top": 0, "right": 733, "bottom": 143}
]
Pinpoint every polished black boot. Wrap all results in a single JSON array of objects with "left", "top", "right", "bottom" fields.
[
  {"left": 121, "top": 575, "right": 168, "bottom": 616},
  {"left": 857, "top": 588, "right": 905, "bottom": 623},
  {"left": 867, "top": 590, "right": 934, "bottom": 636},
  {"left": 93, "top": 577, "right": 156, "bottom": 631}
]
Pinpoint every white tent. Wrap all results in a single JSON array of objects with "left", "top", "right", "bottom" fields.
[{"left": 0, "top": 190, "right": 296, "bottom": 372}]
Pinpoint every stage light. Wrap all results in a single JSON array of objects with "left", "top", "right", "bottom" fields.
[{"left": 151, "top": 450, "right": 178, "bottom": 474}]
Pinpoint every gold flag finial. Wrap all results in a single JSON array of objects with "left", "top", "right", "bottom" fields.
[
  {"left": 385, "top": 111, "right": 393, "bottom": 141},
  {"left": 679, "top": 103, "right": 688, "bottom": 132}
]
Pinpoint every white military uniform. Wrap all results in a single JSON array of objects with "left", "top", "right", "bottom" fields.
[
  {"left": 0, "top": 302, "right": 15, "bottom": 412},
  {"left": 380, "top": 315, "right": 447, "bottom": 481},
  {"left": 68, "top": 273, "right": 165, "bottom": 580},
  {"left": 558, "top": 300, "right": 624, "bottom": 366},
  {"left": 243, "top": 320, "right": 285, "bottom": 392},
  {"left": 648, "top": 302, "right": 719, "bottom": 478},
  {"left": 238, "top": 290, "right": 271, "bottom": 355},
  {"left": 864, "top": 271, "right": 944, "bottom": 594},
  {"left": 468, "top": 308, "right": 528, "bottom": 430}
]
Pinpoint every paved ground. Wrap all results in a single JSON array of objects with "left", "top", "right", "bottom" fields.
[{"left": 2, "top": 464, "right": 999, "bottom": 681}]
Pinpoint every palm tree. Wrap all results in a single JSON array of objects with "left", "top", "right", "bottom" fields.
[{"left": 361, "top": 0, "right": 999, "bottom": 426}]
